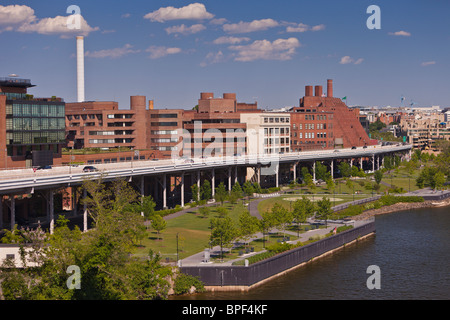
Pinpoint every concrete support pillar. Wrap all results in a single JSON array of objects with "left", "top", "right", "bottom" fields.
[
  {"left": 257, "top": 165, "right": 261, "bottom": 184},
  {"left": 234, "top": 166, "right": 238, "bottom": 184},
  {"left": 180, "top": 172, "right": 184, "bottom": 207},
  {"left": 293, "top": 163, "right": 297, "bottom": 182},
  {"left": 372, "top": 155, "right": 375, "bottom": 172},
  {"left": 228, "top": 167, "right": 232, "bottom": 191},
  {"left": 360, "top": 158, "right": 363, "bottom": 170},
  {"left": 313, "top": 162, "right": 316, "bottom": 183},
  {"left": 140, "top": 176, "right": 145, "bottom": 216},
  {"left": 377, "top": 155, "right": 380, "bottom": 170},
  {"left": 211, "top": 169, "right": 215, "bottom": 197},
  {"left": 163, "top": 174, "right": 167, "bottom": 209},
  {"left": 350, "top": 158, "right": 353, "bottom": 168},
  {"left": 49, "top": 190, "right": 54, "bottom": 235},
  {"left": 83, "top": 188, "right": 88, "bottom": 232},
  {"left": 275, "top": 164, "right": 279, "bottom": 188},
  {"left": 10, "top": 196, "right": 15, "bottom": 231},
  {"left": 330, "top": 160, "right": 334, "bottom": 179}
]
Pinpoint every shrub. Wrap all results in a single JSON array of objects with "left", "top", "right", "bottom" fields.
[
  {"left": 266, "top": 242, "right": 293, "bottom": 253},
  {"left": 173, "top": 273, "right": 205, "bottom": 295}
]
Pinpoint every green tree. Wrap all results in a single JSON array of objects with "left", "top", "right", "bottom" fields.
[
  {"left": 315, "top": 161, "right": 328, "bottom": 181},
  {"left": 200, "top": 180, "right": 212, "bottom": 201},
  {"left": 271, "top": 203, "right": 293, "bottom": 239},
  {"left": 292, "top": 196, "right": 315, "bottom": 237},
  {"left": 316, "top": 197, "right": 333, "bottom": 227},
  {"left": 229, "top": 182, "right": 243, "bottom": 203},
  {"left": 1, "top": 178, "right": 173, "bottom": 301},
  {"left": 214, "top": 182, "right": 228, "bottom": 206},
  {"left": 259, "top": 211, "right": 274, "bottom": 248},
  {"left": 151, "top": 215, "right": 167, "bottom": 239},
  {"left": 374, "top": 170, "right": 383, "bottom": 185},
  {"left": 434, "top": 171, "right": 446, "bottom": 191},
  {"left": 338, "top": 162, "right": 351, "bottom": 178},
  {"left": 198, "top": 206, "right": 211, "bottom": 219},
  {"left": 242, "top": 181, "right": 255, "bottom": 200},
  {"left": 191, "top": 184, "right": 199, "bottom": 203},
  {"left": 301, "top": 167, "right": 313, "bottom": 185},
  {"left": 238, "top": 210, "right": 259, "bottom": 247},
  {"left": 210, "top": 216, "right": 237, "bottom": 261},
  {"left": 252, "top": 182, "right": 262, "bottom": 194}
]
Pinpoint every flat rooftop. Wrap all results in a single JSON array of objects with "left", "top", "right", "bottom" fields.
[{"left": 0, "top": 77, "right": 35, "bottom": 88}]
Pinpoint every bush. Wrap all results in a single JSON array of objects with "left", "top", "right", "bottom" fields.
[
  {"left": 173, "top": 273, "right": 205, "bottom": 295},
  {"left": 379, "top": 195, "right": 424, "bottom": 206},
  {"left": 266, "top": 242, "right": 293, "bottom": 253}
]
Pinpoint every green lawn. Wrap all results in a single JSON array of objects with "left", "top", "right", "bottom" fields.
[
  {"left": 134, "top": 202, "right": 248, "bottom": 260},
  {"left": 133, "top": 166, "right": 423, "bottom": 261}
]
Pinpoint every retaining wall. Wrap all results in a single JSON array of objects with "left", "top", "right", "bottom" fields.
[{"left": 181, "top": 221, "right": 375, "bottom": 290}]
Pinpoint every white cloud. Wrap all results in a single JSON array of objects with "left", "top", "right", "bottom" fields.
[
  {"left": 421, "top": 61, "right": 436, "bottom": 67},
  {"left": 121, "top": 13, "right": 131, "bottom": 19},
  {"left": 17, "top": 14, "right": 98, "bottom": 38},
  {"left": 311, "top": 24, "right": 326, "bottom": 31},
  {"left": 146, "top": 46, "right": 182, "bottom": 59},
  {"left": 339, "top": 56, "right": 364, "bottom": 65},
  {"left": 223, "top": 19, "right": 279, "bottom": 34},
  {"left": 165, "top": 24, "right": 206, "bottom": 35},
  {"left": 144, "top": 3, "right": 214, "bottom": 22},
  {"left": 229, "top": 37, "right": 300, "bottom": 62},
  {"left": 286, "top": 22, "right": 325, "bottom": 33},
  {"left": 200, "top": 51, "right": 228, "bottom": 67},
  {"left": 213, "top": 36, "right": 250, "bottom": 45},
  {"left": 85, "top": 44, "right": 140, "bottom": 59},
  {"left": 388, "top": 30, "right": 411, "bottom": 37},
  {"left": 0, "top": 5, "right": 36, "bottom": 31},
  {"left": 209, "top": 18, "right": 228, "bottom": 25}
]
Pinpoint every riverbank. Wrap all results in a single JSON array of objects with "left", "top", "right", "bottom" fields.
[{"left": 353, "top": 197, "right": 450, "bottom": 221}]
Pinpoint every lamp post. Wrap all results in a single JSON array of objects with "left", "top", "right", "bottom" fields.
[{"left": 176, "top": 232, "right": 180, "bottom": 263}]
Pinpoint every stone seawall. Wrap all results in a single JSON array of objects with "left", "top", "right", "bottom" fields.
[{"left": 354, "top": 198, "right": 450, "bottom": 221}]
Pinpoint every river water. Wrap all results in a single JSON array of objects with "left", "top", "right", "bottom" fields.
[{"left": 174, "top": 207, "right": 450, "bottom": 300}]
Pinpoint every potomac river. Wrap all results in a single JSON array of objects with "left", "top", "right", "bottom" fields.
[{"left": 174, "top": 206, "right": 450, "bottom": 300}]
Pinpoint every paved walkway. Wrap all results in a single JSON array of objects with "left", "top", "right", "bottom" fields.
[{"left": 178, "top": 219, "right": 365, "bottom": 267}]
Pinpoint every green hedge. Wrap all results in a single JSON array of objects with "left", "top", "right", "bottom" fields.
[{"left": 173, "top": 273, "right": 205, "bottom": 295}]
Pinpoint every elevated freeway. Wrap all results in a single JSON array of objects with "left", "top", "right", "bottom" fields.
[{"left": 0, "top": 144, "right": 411, "bottom": 233}]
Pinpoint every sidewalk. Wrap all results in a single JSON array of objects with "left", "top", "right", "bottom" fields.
[{"left": 179, "top": 221, "right": 346, "bottom": 267}]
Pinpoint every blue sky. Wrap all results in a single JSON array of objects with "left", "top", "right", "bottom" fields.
[{"left": 1, "top": 0, "right": 449, "bottom": 110}]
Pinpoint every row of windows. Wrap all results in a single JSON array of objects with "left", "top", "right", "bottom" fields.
[
  {"left": 6, "top": 131, "right": 65, "bottom": 145},
  {"left": 263, "top": 117, "right": 290, "bottom": 124},
  {"left": 151, "top": 138, "right": 179, "bottom": 143},
  {"left": 0, "top": 92, "right": 27, "bottom": 100},
  {"left": 6, "top": 117, "right": 65, "bottom": 131},
  {"left": 264, "top": 147, "right": 289, "bottom": 154},
  {"left": 151, "top": 122, "right": 178, "bottom": 127},
  {"left": 264, "top": 127, "right": 290, "bottom": 135},
  {"left": 150, "top": 114, "right": 178, "bottom": 119},
  {"left": 6, "top": 104, "right": 64, "bottom": 117},
  {"left": 292, "top": 123, "right": 331, "bottom": 130},
  {"left": 151, "top": 130, "right": 179, "bottom": 135},
  {"left": 264, "top": 137, "right": 290, "bottom": 145}
]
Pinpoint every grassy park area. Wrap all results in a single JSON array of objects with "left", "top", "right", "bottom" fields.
[{"left": 134, "top": 165, "right": 426, "bottom": 263}]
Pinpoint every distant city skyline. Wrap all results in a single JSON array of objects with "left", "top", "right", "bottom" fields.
[{"left": 1, "top": 0, "right": 449, "bottom": 109}]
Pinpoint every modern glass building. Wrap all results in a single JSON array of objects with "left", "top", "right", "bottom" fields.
[{"left": 0, "top": 77, "right": 65, "bottom": 168}]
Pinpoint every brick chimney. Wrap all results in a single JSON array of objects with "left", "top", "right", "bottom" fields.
[{"left": 327, "top": 79, "right": 333, "bottom": 97}]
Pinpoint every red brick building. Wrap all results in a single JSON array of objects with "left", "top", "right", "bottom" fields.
[{"left": 290, "top": 79, "right": 376, "bottom": 150}]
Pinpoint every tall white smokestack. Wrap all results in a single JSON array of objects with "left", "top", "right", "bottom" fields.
[{"left": 76, "top": 36, "right": 85, "bottom": 102}]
